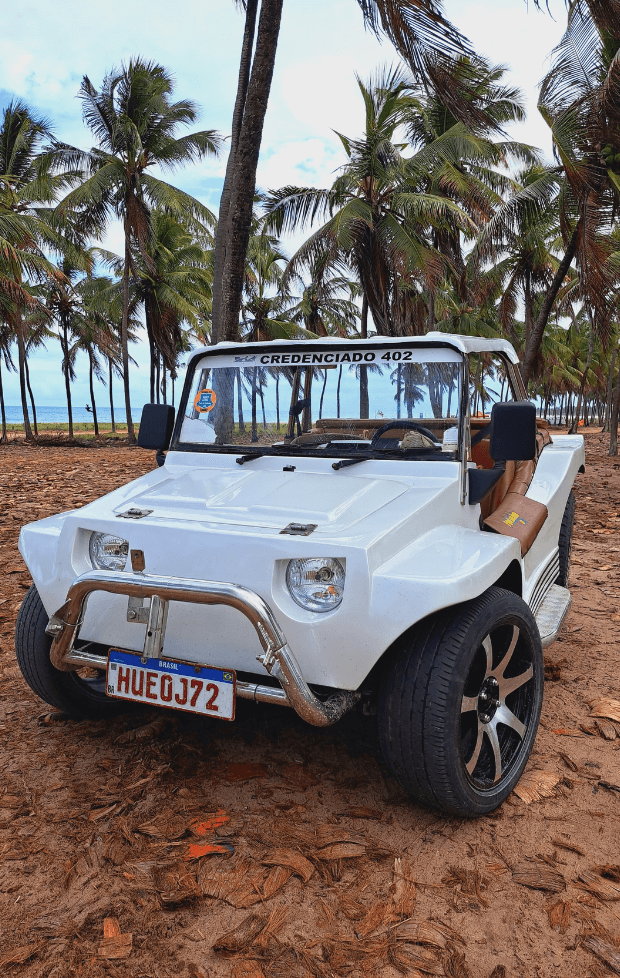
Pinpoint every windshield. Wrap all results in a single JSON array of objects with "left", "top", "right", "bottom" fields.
[{"left": 177, "top": 345, "right": 463, "bottom": 459}]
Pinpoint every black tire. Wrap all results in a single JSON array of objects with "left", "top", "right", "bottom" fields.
[
  {"left": 15, "top": 584, "right": 123, "bottom": 719},
  {"left": 378, "top": 587, "right": 544, "bottom": 817},
  {"left": 556, "top": 491, "right": 575, "bottom": 587}
]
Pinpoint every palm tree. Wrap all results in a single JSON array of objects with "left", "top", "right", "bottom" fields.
[
  {"left": 58, "top": 59, "right": 221, "bottom": 442},
  {"left": 212, "top": 0, "right": 472, "bottom": 345},
  {"left": 264, "top": 69, "right": 485, "bottom": 337},
  {"left": 522, "top": 0, "right": 620, "bottom": 383},
  {"left": 0, "top": 101, "right": 76, "bottom": 440},
  {"left": 132, "top": 209, "right": 213, "bottom": 401}
]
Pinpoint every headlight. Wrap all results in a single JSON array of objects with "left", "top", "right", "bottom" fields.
[
  {"left": 89, "top": 532, "right": 129, "bottom": 572},
  {"left": 286, "top": 558, "right": 345, "bottom": 613}
]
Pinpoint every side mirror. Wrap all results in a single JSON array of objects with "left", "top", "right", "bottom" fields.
[
  {"left": 138, "top": 404, "right": 175, "bottom": 466},
  {"left": 469, "top": 400, "right": 537, "bottom": 505},
  {"left": 490, "top": 401, "right": 537, "bottom": 463}
]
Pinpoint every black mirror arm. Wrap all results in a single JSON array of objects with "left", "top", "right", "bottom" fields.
[
  {"left": 468, "top": 461, "right": 506, "bottom": 505},
  {"left": 155, "top": 449, "right": 166, "bottom": 468}
]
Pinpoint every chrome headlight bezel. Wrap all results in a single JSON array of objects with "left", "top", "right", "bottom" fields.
[
  {"left": 285, "top": 557, "right": 345, "bottom": 613},
  {"left": 88, "top": 532, "right": 129, "bottom": 572}
]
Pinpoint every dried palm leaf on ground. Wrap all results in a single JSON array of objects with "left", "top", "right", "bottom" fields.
[
  {"left": 511, "top": 863, "right": 565, "bottom": 892},
  {"left": 213, "top": 912, "right": 269, "bottom": 955},
  {"left": 558, "top": 751, "right": 579, "bottom": 772},
  {"left": 0, "top": 943, "right": 44, "bottom": 969},
  {"left": 387, "top": 941, "right": 444, "bottom": 975},
  {"left": 391, "top": 857, "right": 416, "bottom": 918},
  {"left": 231, "top": 964, "right": 266, "bottom": 978},
  {"left": 98, "top": 917, "right": 133, "bottom": 959},
  {"left": 546, "top": 900, "right": 572, "bottom": 933},
  {"left": 199, "top": 853, "right": 267, "bottom": 908},
  {"left": 577, "top": 868, "right": 620, "bottom": 901},
  {"left": 589, "top": 697, "right": 620, "bottom": 723},
  {"left": 315, "top": 842, "right": 366, "bottom": 860},
  {"left": 316, "top": 825, "right": 366, "bottom": 848},
  {"left": 582, "top": 936, "right": 620, "bottom": 975},
  {"left": 263, "top": 865, "right": 293, "bottom": 899},
  {"left": 261, "top": 848, "right": 315, "bottom": 882},
  {"left": 443, "top": 943, "right": 473, "bottom": 978},
  {"left": 551, "top": 837, "right": 585, "bottom": 856},
  {"left": 355, "top": 901, "right": 394, "bottom": 938},
  {"left": 137, "top": 810, "right": 187, "bottom": 840},
  {"left": 339, "top": 806, "right": 383, "bottom": 820},
  {"left": 512, "top": 769, "right": 562, "bottom": 804},
  {"left": 391, "top": 920, "right": 465, "bottom": 949},
  {"left": 594, "top": 718, "right": 617, "bottom": 740},
  {"left": 442, "top": 866, "right": 489, "bottom": 906},
  {"left": 115, "top": 715, "right": 170, "bottom": 743}
]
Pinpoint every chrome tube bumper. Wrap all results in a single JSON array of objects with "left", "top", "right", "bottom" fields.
[{"left": 47, "top": 570, "right": 359, "bottom": 727}]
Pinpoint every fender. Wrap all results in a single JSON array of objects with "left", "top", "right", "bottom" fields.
[{"left": 370, "top": 524, "right": 522, "bottom": 633}]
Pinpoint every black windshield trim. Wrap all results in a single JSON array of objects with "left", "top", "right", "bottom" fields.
[{"left": 170, "top": 444, "right": 459, "bottom": 462}]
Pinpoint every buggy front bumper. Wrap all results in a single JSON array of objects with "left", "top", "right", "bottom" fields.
[{"left": 46, "top": 570, "right": 359, "bottom": 727}]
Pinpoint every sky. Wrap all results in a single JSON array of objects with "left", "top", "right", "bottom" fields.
[{"left": 1, "top": 0, "right": 567, "bottom": 410}]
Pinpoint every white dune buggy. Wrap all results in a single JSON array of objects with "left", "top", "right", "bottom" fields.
[{"left": 16, "top": 334, "right": 584, "bottom": 816}]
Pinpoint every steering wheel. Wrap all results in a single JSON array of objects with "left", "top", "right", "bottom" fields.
[{"left": 369, "top": 420, "right": 442, "bottom": 450}]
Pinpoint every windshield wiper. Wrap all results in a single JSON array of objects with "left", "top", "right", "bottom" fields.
[
  {"left": 332, "top": 457, "right": 369, "bottom": 470},
  {"left": 236, "top": 452, "right": 262, "bottom": 465}
]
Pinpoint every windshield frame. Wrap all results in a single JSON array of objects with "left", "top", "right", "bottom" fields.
[{"left": 170, "top": 338, "right": 469, "bottom": 462}]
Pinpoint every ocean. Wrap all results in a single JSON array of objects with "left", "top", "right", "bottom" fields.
[{"left": 3, "top": 406, "right": 152, "bottom": 425}]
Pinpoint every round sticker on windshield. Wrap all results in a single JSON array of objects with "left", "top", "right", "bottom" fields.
[{"left": 194, "top": 388, "right": 217, "bottom": 413}]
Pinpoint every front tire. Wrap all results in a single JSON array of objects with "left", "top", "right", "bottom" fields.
[
  {"left": 378, "top": 587, "right": 544, "bottom": 817},
  {"left": 15, "top": 585, "right": 123, "bottom": 718},
  {"left": 556, "top": 490, "right": 575, "bottom": 587}
]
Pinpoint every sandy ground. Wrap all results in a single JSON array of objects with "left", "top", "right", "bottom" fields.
[{"left": 0, "top": 432, "right": 619, "bottom": 978}]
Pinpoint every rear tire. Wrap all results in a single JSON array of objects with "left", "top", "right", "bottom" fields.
[
  {"left": 556, "top": 491, "right": 575, "bottom": 587},
  {"left": 15, "top": 585, "right": 123, "bottom": 719},
  {"left": 378, "top": 587, "right": 543, "bottom": 817}
]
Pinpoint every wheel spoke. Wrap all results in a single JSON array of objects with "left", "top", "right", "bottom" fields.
[
  {"left": 461, "top": 695, "right": 478, "bottom": 714},
  {"left": 465, "top": 723, "right": 484, "bottom": 775},
  {"left": 491, "top": 625, "right": 519, "bottom": 682},
  {"left": 498, "top": 665, "right": 533, "bottom": 699},
  {"left": 482, "top": 635, "right": 493, "bottom": 676},
  {"left": 486, "top": 721, "right": 503, "bottom": 783},
  {"left": 495, "top": 703, "right": 526, "bottom": 739}
]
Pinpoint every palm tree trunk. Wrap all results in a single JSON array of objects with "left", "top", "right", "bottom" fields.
[
  {"left": 359, "top": 295, "right": 369, "bottom": 418},
  {"left": 319, "top": 370, "right": 327, "bottom": 419},
  {"left": 251, "top": 368, "right": 258, "bottom": 442},
  {"left": 60, "top": 319, "right": 74, "bottom": 440},
  {"left": 212, "top": 0, "right": 259, "bottom": 343},
  {"left": 0, "top": 358, "right": 6, "bottom": 443},
  {"left": 14, "top": 309, "right": 32, "bottom": 441},
  {"left": 237, "top": 369, "right": 246, "bottom": 432},
  {"left": 121, "top": 227, "right": 136, "bottom": 443},
  {"left": 108, "top": 360, "right": 116, "bottom": 433},
  {"left": 336, "top": 365, "right": 342, "bottom": 418},
  {"left": 219, "top": 0, "right": 284, "bottom": 342},
  {"left": 602, "top": 347, "right": 617, "bottom": 432},
  {"left": 25, "top": 358, "right": 38, "bottom": 438},
  {"left": 522, "top": 221, "right": 581, "bottom": 386},
  {"left": 88, "top": 352, "right": 99, "bottom": 438},
  {"left": 609, "top": 372, "right": 620, "bottom": 456},
  {"left": 274, "top": 372, "right": 279, "bottom": 430},
  {"left": 569, "top": 327, "right": 594, "bottom": 434}
]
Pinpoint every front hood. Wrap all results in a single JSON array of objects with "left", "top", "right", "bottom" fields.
[{"left": 113, "top": 466, "right": 415, "bottom": 532}]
